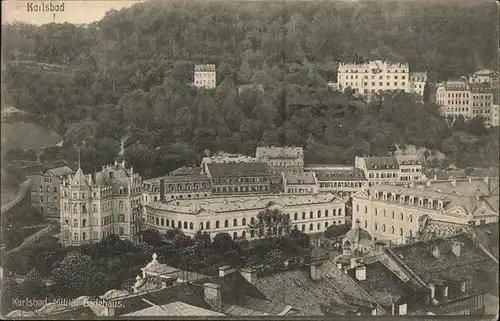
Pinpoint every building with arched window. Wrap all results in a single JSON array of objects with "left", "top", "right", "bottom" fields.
[
  {"left": 60, "top": 160, "right": 143, "bottom": 247},
  {"left": 31, "top": 166, "right": 75, "bottom": 218},
  {"left": 145, "top": 193, "right": 346, "bottom": 239}
]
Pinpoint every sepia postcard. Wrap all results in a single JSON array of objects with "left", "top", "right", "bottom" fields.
[{"left": 0, "top": 0, "right": 499, "bottom": 319}]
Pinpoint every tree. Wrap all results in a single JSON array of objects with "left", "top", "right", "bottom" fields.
[
  {"left": 248, "top": 208, "right": 292, "bottom": 239},
  {"left": 142, "top": 229, "right": 164, "bottom": 247},
  {"left": 265, "top": 248, "right": 285, "bottom": 269},
  {"left": 423, "top": 81, "right": 430, "bottom": 105},
  {"left": 21, "top": 268, "right": 47, "bottom": 302},
  {"left": 324, "top": 224, "right": 351, "bottom": 239},
  {"left": 212, "top": 233, "right": 238, "bottom": 255}
]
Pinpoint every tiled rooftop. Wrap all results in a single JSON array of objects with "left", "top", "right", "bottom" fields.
[
  {"left": 123, "top": 301, "right": 225, "bottom": 316},
  {"left": 169, "top": 166, "right": 202, "bottom": 176},
  {"left": 46, "top": 166, "right": 74, "bottom": 178},
  {"left": 207, "top": 162, "right": 270, "bottom": 178},
  {"left": 194, "top": 64, "right": 216, "bottom": 72},
  {"left": 424, "top": 169, "right": 466, "bottom": 181},
  {"left": 284, "top": 172, "right": 317, "bottom": 185},
  {"left": 363, "top": 157, "right": 399, "bottom": 170},
  {"left": 146, "top": 193, "right": 344, "bottom": 214},
  {"left": 313, "top": 168, "right": 367, "bottom": 181}
]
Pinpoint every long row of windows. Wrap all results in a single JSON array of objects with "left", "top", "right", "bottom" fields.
[
  {"left": 147, "top": 208, "right": 345, "bottom": 230},
  {"left": 364, "top": 220, "right": 413, "bottom": 237},
  {"left": 213, "top": 185, "right": 269, "bottom": 193},
  {"left": 357, "top": 205, "right": 414, "bottom": 223}
]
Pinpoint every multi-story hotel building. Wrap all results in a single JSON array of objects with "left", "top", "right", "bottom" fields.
[
  {"left": 409, "top": 72, "right": 428, "bottom": 97},
  {"left": 255, "top": 146, "right": 304, "bottom": 188},
  {"left": 471, "top": 83, "right": 494, "bottom": 126},
  {"left": 354, "top": 156, "right": 400, "bottom": 187},
  {"left": 206, "top": 162, "right": 271, "bottom": 195},
  {"left": 469, "top": 69, "right": 499, "bottom": 88},
  {"left": 194, "top": 64, "right": 216, "bottom": 89},
  {"left": 201, "top": 153, "right": 258, "bottom": 175},
  {"left": 282, "top": 172, "right": 318, "bottom": 195},
  {"left": 436, "top": 80, "right": 472, "bottom": 121},
  {"left": 337, "top": 60, "right": 410, "bottom": 96},
  {"left": 30, "top": 166, "right": 74, "bottom": 217},
  {"left": 351, "top": 177, "right": 499, "bottom": 245},
  {"left": 306, "top": 165, "right": 368, "bottom": 198},
  {"left": 395, "top": 155, "right": 424, "bottom": 182},
  {"left": 60, "top": 161, "right": 143, "bottom": 247},
  {"left": 145, "top": 193, "right": 347, "bottom": 240},
  {"left": 142, "top": 173, "right": 212, "bottom": 204}
]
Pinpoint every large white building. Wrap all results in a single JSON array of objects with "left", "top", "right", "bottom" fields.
[
  {"left": 306, "top": 165, "right": 368, "bottom": 198},
  {"left": 351, "top": 177, "right": 499, "bottom": 245},
  {"left": 201, "top": 153, "right": 258, "bottom": 175},
  {"left": 60, "top": 161, "right": 143, "bottom": 247},
  {"left": 470, "top": 83, "right": 494, "bottom": 126},
  {"left": 337, "top": 60, "right": 410, "bottom": 96},
  {"left": 491, "top": 105, "right": 500, "bottom": 127},
  {"left": 145, "top": 193, "right": 347, "bottom": 240},
  {"left": 469, "top": 69, "right": 499, "bottom": 88},
  {"left": 194, "top": 64, "right": 216, "bottom": 89},
  {"left": 436, "top": 80, "right": 472, "bottom": 121}
]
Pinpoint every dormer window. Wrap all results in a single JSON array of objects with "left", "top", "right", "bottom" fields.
[{"left": 438, "top": 201, "right": 443, "bottom": 210}]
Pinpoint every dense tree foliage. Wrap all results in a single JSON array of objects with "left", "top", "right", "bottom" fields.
[{"left": 2, "top": 1, "right": 498, "bottom": 179}]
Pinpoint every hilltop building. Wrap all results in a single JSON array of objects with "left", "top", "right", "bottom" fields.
[
  {"left": 469, "top": 69, "right": 499, "bottom": 88},
  {"left": 337, "top": 60, "right": 410, "bottom": 97},
  {"left": 145, "top": 192, "right": 346, "bottom": 240},
  {"left": 60, "top": 161, "right": 143, "bottom": 247},
  {"left": 30, "top": 166, "right": 74, "bottom": 217},
  {"left": 194, "top": 64, "right": 216, "bottom": 89},
  {"left": 436, "top": 80, "right": 471, "bottom": 121}
]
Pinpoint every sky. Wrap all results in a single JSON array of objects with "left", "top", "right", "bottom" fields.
[{"left": 2, "top": 0, "right": 145, "bottom": 25}]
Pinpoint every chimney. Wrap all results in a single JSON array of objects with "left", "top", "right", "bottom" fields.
[
  {"left": 310, "top": 262, "right": 322, "bottom": 281},
  {"left": 240, "top": 268, "right": 257, "bottom": 284},
  {"left": 159, "top": 179, "right": 165, "bottom": 202},
  {"left": 429, "top": 283, "right": 436, "bottom": 299},
  {"left": 218, "top": 265, "right": 235, "bottom": 277},
  {"left": 203, "top": 283, "right": 222, "bottom": 312},
  {"left": 122, "top": 160, "right": 125, "bottom": 167},
  {"left": 451, "top": 240, "right": 461, "bottom": 257},
  {"left": 431, "top": 243, "right": 440, "bottom": 258},
  {"left": 355, "top": 265, "right": 367, "bottom": 281},
  {"left": 425, "top": 180, "right": 431, "bottom": 187},
  {"left": 336, "top": 262, "right": 343, "bottom": 270},
  {"left": 468, "top": 176, "right": 472, "bottom": 184}
]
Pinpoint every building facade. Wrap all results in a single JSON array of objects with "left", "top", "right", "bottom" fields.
[
  {"left": 470, "top": 83, "right": 494, "bottom": 126},
  {"left": 491, "top": 105, "right": 500, "bottom": 127},
  {"left": 409, "top": 72, "right": 428, "bottom": 97},
  {"left": 145, "top": 193, "right": 347, "bottom": 240},
  {"left": 142, "top": 175, "right": 212, "bottom": 204},
  {"left": 351, "top": 178, "right": 499, "bottom": 245},
  {"left": 469, "top": 69, "right": 499, "bottom": 88},
  {"left": 436, "top": 80, "right": 472, "bottom": 122},
  {"left": 201, "top": 153, "right": 258, "bottom": 175},
  {"left": 194, "top": 64, "right": 216, "bottom": 89},
  {"left": 206, "top": 162, "right": 271, "bottom": 195},
  {"left": 337, "top": 60, "right": 410, "bottom": 96},
  {"left": 354, "top": 156, "right": 400, "bottom": 187},
  {"left": 60, "top": 161, "right": 143, "bottom": 247},
  {"left": 306, "top": 165, "right": 368, "bottom": 198},
  {"left": 395, "top": 155, "right": 425, "bottom": 182},
  {"left": 30, "top": 166, "right": 74, "bottom": 217},
  {"left": 255, "top": 146, "right": 304, "bottom": 187},
  {"left": 282, "top": 172, "right": 318, "bottom": 195}
]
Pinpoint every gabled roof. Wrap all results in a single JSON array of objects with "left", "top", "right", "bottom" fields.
[
  {"left": 95, "top": 163, "right": 131, "bottom": 186},
  {"left": 169, "top": 166, "right": 202, "bottom": 176},
  {"left": 123, "top": 301, "right": 225, "bottom": 316},
  {"left": 424, "top": 169, "right": 466, "bottom": 181},
  {"left": 313, "top": 168, "right": 367, "bottom": 182},
  {"left": 46, "top": 166, "right": 74, "bottom": 178},
  {"left": 195, "top": 64, "right": 216, "bottom": 72},
  {"left": 363, "top": 157, "right": 399, "bottom": 170},
  {"left": 207, "top": 162, "right": 270, "bottom": 178},
  {"left": 284, "top": 172, "right": 316, "bottom": 185}
]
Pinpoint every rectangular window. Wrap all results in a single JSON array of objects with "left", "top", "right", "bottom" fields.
[{"left": 475, "top": 295, "right": 483, "bottom": 309}]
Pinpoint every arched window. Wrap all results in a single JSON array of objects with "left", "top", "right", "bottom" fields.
[
  {"left": 242, "top": 218, "right": 246, "bottom": 226},
  {"left": 317, "top": 210, "right": 322, "bottom": 218},
  {"left": 206, "top": 222, "right": 210, "bottom": 230},
  {"left": 200, "top": 222, "right": 203, "bottom": 230},
  {"left": 216, "top": 221, "right": 220, "bottom": 228},
  {"left": 317, "top": 223, "right": 321, "bottom": 230},
  {"left": 183, "top": 221, "right": 188, "bottom": 229},
  {"left": 242, "top": 231, "right": 246, "bottom": 239},
  {"left": 156, "top": 217, "right": 159, "bottom": 225},
  {"left": 82, "top": 219, "right": 86, "bottom": 227},
  {"left": 294, "top": 213, "right": 298, "bottom": 220},
  {"left": 178, "top": 221, "right": 182, "bottom": 228},
  {"left": 391, "top": 226, "right": 395, "bottom": 234},
  {"left": 409, "top": 215, "right": 413, "bottom": 222},
  {"left": 189, "top": 222, "right": 194, "bottom": 230},
  {"left": 364, "top": 220, "right": 367, "bottom": 228},
  {"left": 309, "top": 224, "right": 313, "bottom": 231},
  {"left": 325, "top": 222, "right": 329, "bottom": 228},
  {"left": 251, "top": 217, "right": 255, "bottom": 225},
  {"left": 310, "top": 211, "right": 313, "bottom": 219},
  {"left": 338, "top": 208, "right": 342, "bottom": 215},
  {"left": 400, "top": 213, "right": 404, "bottom": 220},
  {"left": 171, "top": 220, "right": 175, "bottom": 227},
  {"left": 224, "top": 220, "right": 229, "bottom": 228},
  {"left": 250, "top": 230, "right": 255, "bottom": 238},
  {"left": 166, "top": 220, "right": 170, "bottom": 227},
  {"left": 302, "top": 212, "right": 306, "bottom": 219},
  {"left": 302, "top": 225, "right": 305, "bottom": 232},
  {"left": 409, "top": 230, "right": 413, "bottom": 237},
  {"left": 233, "top": 219, "right": 238, "bottom": 226},
  {"left": 364, "top": 206, "right": 368, "bottom": 213},
  {"left": 233, "top": 232, "right": 238, "bottom": 240},
  {"left": 337, "top": 220, "right": 341, "bottom": 225},
  {"left": 400, "top": 228, "right": 403, "bottom": 236},
  {"left": 383, "top": 224, "right": 386, "bottom": 232},
  {"left": 325, "top": 210, "right": 329, "bottom": 217},
  {"left": 356, "top": 205, "right": 359, "bottom": 212},
  {"left": 161, "top": 218, "right": 164, "bottom": 226}
]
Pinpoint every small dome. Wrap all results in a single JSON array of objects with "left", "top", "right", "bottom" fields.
[{"left": 344, "top": 227, "right": 372, "bottom": 244}]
